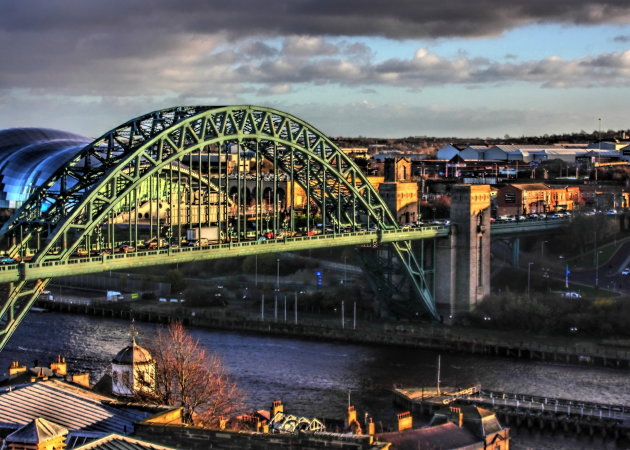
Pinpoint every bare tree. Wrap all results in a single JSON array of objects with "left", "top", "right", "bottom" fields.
[{"left": 149, "top": 321, "right": 244, "bottom": 426}]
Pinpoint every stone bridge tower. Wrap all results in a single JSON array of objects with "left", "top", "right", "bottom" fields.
[{"left": 435, "top": 185, "right": 491, "bottom": 320}]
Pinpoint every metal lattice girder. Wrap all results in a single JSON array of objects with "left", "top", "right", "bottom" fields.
[
  {"left": 356, "top": 241, "right": 437, "bottom": 319},
  {"left": 0, "top": 105, "right": 439, "bottom": 351}
]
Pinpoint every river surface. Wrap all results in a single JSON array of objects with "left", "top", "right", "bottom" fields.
[{"left": 2, "top": 312, "right": 628, "bottom": 449}]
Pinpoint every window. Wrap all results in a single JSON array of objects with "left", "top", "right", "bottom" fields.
[{"left": 504, "top": 193, "right": 515, "bottom": 203}]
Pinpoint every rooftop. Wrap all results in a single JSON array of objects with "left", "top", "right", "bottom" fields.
[
  {"left": 74, "top": 433, "right": 175, "bottom": 450},
  {"left": 0, "top": 379, "right": 153, "bottom": 436},
  {"left": 379, "top": 422, "right": 479, "bottom": 450},
  {"left": 5, "top": 417, "right": 68, "bottom": 444}
]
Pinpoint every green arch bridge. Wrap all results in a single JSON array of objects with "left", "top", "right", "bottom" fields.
[{"left": 0, "top": 105, "right": 570, "bottom": 351}]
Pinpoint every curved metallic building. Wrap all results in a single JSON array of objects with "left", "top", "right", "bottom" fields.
[{"left": 0, "top": 128, "right": 90, "bottom": 208}]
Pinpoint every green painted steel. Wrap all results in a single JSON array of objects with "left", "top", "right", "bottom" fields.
[
  {"left": 0, "top": 227, "right": 449, "bottom": 283},
  {"left": 491, "top": 219, "right": 569, "bottom": 236},
  {"left": 0, "top": 105, "right": 441, "bottom": 351}
]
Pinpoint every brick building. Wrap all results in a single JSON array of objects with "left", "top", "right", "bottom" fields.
[
  {"left": 496, "top": 183, "right": 582, "bottom": 216},
  {"left": 378, "top": 158, "right": 419, "bottom": 224}
]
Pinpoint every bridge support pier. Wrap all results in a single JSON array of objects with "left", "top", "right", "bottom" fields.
[
  {"left": 511, "top": 237, "right": 520, "bottom": 268},
  {"left": 435, "top": 185, "right": 491, "bottom": 319}
]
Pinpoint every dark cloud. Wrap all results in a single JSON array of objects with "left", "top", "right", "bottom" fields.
[
  {"left": 1, "top": 0, "right": 629, "bottom": 138},
  {"left": 2, "top": 0, "right": 629, "bottom": 40}
]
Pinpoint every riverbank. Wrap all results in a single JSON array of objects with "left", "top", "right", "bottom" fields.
[{"left": 38, "top": 298, "right": 630, "bottom": 369}]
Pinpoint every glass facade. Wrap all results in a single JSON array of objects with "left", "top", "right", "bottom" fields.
[{"left": 0, "top": 128, "right": 90, "bottom": 208}]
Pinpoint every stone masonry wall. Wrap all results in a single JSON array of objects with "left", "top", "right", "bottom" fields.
[{"left": 134, "top": 423, "right": 385, "bottom": 450}]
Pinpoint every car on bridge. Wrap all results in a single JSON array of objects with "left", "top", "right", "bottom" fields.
[
  {"left": 187, "top": 238, "right": 209, "bottom": 247},
  {"left": 114, "top": 244, "right": 135, "bottom": 253},
  {"left": 90, "top": 248, "right": 112, "bottom": 256},
  {"left": 0, "top": 256, "right": 16, "bottom": 265},
  {"left": 144, "top": 237, "right": 166, "bottom": 249}
]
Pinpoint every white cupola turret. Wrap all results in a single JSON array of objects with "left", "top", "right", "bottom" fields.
[{"left": 111, "top": 323, "right": 156, "bottom": 397}]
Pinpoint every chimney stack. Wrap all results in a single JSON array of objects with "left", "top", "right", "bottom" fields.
[
  {"left": 8, "top": 361, "right": 26, "bottom": 376},
  {"left": 346, "top": 405, "right": 357, "bottom": 428},
  {"left": 396, "top": 412, "right": 413, "bottom": 431},
  {"left": 367, "top": 417, "right": 375, "bottom": 436},
  {"left": 271, "top": 400, "right": 284, "bottom": 418},
  {"left": 450, "top": 406, "right": 464, "bottom": 427},
  {"left": 50, "top": 355, "right": 67, "bottom": 376}
]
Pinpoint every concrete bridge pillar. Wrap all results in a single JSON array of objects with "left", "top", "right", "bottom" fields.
[
  {"left": 436, "top": 185, "right": 491, "bottom": 318},
  {"left": 511, "top": 237, "right": 520, "bottom": 268}
]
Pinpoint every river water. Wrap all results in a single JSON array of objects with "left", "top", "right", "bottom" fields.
[{"left": 2, "top": 312, "right": 627, "bottom": 449}]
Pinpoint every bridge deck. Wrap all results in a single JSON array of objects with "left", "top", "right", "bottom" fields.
[
  {"left": 491, "top": 218, "right": 570, "bottom": 235},
  {"left": 0, "top": 226, "right": 450, "bottom": 283}
]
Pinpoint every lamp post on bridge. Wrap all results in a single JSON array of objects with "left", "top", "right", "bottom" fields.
[{"left": 273, "top": 258, "right": 280, "bottom": 321}]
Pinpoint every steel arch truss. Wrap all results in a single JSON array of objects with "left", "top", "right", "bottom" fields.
[{"left": 0, "top": 105, "right": 438, "bottom": 350}]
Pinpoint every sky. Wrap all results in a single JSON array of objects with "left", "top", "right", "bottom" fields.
[{"left": 1, "top": 0, "right": 630, "bottom": 138}]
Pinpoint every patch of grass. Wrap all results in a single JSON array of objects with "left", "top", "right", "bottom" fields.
[{"left": 570, "top": 241, "right": 618, "bottom": 270}]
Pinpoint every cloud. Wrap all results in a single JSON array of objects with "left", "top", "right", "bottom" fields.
[
  {"left": 232, "top": 45, "right": 630, "bottom": 90},
  {"left": 2, "top": 1, "right": 629, "bottom": 41},
  {"left": 281, "top": 36, "right": 339, "bottom": 57},
  {"left": 282, "top": 101, "right": 596, "bottom": 138},
  {"left": 3, "top": 31, "right": 630, "bottom": 104},
  {"left": 1, "top": 1, "right": 629, "bottom": 138}
]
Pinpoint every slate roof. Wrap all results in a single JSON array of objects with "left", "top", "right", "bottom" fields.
[
  {"left": 5, "top": 417, "right": 68, "bottom": 444},
  {"left": 378, "top": 422, "right": 480, "bottom": 450},
  {"left": 0, "top": 379, "right": 152, "bottom": 436},
  {"left": 74, "top": 433, "right": 175, "bottom": 450}
]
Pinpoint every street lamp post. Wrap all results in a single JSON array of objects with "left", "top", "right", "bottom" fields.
[
  {"left": 275, "top": 258, "right": 280, "bottom": 320},
  {"left": 595, "top": 250, "right": 603, "bottom": 288},
  {"left": 261, "top": 294, "right": 264, "bottom": 320},
  {"left": 559, "top": 256, "right": 569, "bottom": 289},
  {"left": 594, "top": 231, "right": 599, "bottom": 288},
  {"left": 276, "top": 258, "right": 280, "bottom": 292},
  {"left": 527, "top": 262, "right": 534, "bottom": 298}
]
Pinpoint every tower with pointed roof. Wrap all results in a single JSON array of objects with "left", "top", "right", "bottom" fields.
[
  {"left": 4, "top": 417, "right": 68, "bottom": 450},
  {"left": 111, "top": 322, "right": 156, "bottom": 397}
]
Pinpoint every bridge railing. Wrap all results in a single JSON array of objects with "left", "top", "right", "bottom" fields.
[
  {"left": 0, "top": 225, "right": 449, "bottom": 272},
  {"left": 478, "top": 389, "right": 630, "bottom": 415}
]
